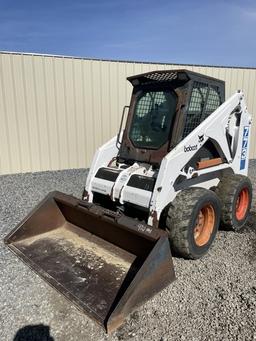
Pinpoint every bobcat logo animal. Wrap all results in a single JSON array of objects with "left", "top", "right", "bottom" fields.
[{"left": 198, "top": 134, "right": 204, "bottom": 143}]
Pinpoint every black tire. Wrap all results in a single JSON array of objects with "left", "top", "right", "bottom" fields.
[
  {"left": 215, "top": 174, "right": 252, "bottom": 230},
  {"left": 166, "top": 187, "right": 221, "bottom": 259}
]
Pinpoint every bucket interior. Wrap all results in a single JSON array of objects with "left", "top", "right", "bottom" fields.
[{"left": 6, "top": 196, "right": 156, "bottom": 326}]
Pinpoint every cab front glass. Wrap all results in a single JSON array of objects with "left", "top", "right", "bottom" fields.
[{"left": 129, "top": 89, "right": 177, "bottom": 149}]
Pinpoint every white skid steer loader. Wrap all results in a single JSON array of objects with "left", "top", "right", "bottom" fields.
[{"left": 5, "top": 70, "right": 253, "bottom": 332}]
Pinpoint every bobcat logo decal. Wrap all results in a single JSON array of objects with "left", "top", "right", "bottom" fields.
[{"left": 198, "top": 134, "right": 204, "bottom": 143}]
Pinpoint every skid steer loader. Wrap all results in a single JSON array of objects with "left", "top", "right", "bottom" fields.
[{"left": 5, "top": 70, "right": 253, "bottom": 333}]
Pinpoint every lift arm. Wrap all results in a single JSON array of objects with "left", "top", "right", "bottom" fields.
[{"left": 148, "top": 91, "right": 252, "bottom": 225}]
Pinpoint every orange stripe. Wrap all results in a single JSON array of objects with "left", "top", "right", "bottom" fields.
[{"left": 196, "top": 158, "right": 222, "bottom": 170}]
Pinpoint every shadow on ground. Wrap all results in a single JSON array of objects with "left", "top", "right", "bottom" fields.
[{"left": 13, "top": 324, "right": 54, "bottom": 341}]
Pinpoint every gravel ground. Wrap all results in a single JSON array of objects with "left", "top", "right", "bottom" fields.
[{"left": 0, "top": 161, "right": 255, "bottom": 341}]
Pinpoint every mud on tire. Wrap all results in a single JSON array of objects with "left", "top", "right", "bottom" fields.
[{"left": 166, "top": 187, "right": 221, "bottom": 259}]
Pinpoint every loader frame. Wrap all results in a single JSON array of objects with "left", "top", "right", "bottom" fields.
[{"left": 85, "top": 90, "right": 251, "bottom": 227}]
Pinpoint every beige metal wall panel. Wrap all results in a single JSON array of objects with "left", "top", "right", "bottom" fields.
[{"left": 0, "top": 51, "right": 256, "bottom": 175}]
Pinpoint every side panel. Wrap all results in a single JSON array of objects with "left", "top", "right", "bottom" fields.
[{"left": 148, "top": 92, "right": 252, "bottom": 225}]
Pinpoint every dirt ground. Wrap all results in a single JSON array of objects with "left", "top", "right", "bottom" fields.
[{"left": 0, "top": 161, "right": 255, "bottom": 341}]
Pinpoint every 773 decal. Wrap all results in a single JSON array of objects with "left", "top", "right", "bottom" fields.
[{"left": 240, "top": 126, "right": 249, "bottom": 170}]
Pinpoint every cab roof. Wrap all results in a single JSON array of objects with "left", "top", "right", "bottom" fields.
[{"left": 127, "top": 69, "right": 225, "bottom": 89}]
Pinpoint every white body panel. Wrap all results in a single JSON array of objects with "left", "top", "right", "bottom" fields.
[
  {"left": 148, "top": 92, "right": 251, "bottom": 224},
  {"left": 85, "top": 135, "right": 119, "bottom": 201},
  {"left": 91, "top": 178, "right": 113, "bottom": 196},
  {"left": 85, "top": 91, "right": 252, "bottom": 227},
  {"left": 121, "top": 186, "right": 152, "bottom": 208}
]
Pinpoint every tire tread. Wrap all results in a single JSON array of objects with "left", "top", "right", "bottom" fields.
[
  {"left": 215, "top": 174, "right": 252, "bottom": 230},
  {"left": 166, "top": 187, "right": 220, "bottom": 259}
]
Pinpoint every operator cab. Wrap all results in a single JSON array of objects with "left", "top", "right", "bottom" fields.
[{"left": 118, "top": 69, "right": 225, "bottom": 166}]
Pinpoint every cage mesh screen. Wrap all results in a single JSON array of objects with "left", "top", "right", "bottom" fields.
[
  {"left": 183, "top": 82, "right": 207, "bottom": 137},
  {"left": 131, "top": 92, "right": 166, "bottom": 141},
  {"left": 135, "top": 93, "right": 153, "bottom": 118},
  {"left": 204, "top": 86, "right": 221, "bottom": 117},
  {"left": 183, "top": 83, "right": 220, "bottom": 138},
  {"left": 145, "top": 72, "right": 178, "bottom": 82},
  {"left": 135, "top": 92, "right": 166, "bottom": 117}
]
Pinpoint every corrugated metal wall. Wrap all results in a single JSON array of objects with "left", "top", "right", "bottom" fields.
[{"left": 0, "top": 51, "right": 255, "bottom": 175}]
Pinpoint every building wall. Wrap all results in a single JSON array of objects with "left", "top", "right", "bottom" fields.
[{"left": 0, "top": 51, "right": 255, "bottom": 175}]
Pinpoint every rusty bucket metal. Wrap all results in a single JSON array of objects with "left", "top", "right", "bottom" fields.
[{"left": 5, "top": 191, "right": 175, "bottom": 333}]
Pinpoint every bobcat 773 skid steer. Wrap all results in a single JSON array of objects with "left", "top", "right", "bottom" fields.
[{"left": 5, "top": 70, "right": 253, "bottom": 332}]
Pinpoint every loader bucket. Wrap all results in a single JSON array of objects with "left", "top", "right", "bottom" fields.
[{"left": 5, "top": 191, "right": 175, "bottom": 333}]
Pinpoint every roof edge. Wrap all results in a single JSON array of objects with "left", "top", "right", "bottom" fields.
[
  {"left": 0, "top": 50, "right": 256, "bottom": 71},
  {"left": 127, "top": 69, "right": 225, "bottom": 85}
]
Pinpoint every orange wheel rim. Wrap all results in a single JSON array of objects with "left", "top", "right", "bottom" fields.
[
  {"left": 235, "top": 188, "right": 249, "bottom": 221},
  {"left": 194, "top": 204, "right": 215, "bottom": 247}
]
